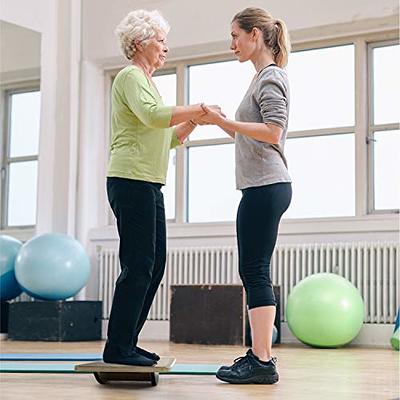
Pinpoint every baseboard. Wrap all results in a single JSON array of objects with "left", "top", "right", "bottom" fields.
[
  {"left": 102, "top": 320, "right": 395, "bottom": 347},
  {"left": 280, "top": 322, "right": 395, "bottom": 347}
]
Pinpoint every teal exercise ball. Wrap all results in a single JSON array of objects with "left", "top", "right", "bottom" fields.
[
  {"left": 286, "top": 273, "right": 364, "bottom": 348},
  {"left": 15, "top": 233, "right": 90, "bottom": 301},
  {"left": 272, "top": 325, "right": 278, "bottom": 345},
  {"left": 0, "top": 235, "right": 23, "bottom": 301}
]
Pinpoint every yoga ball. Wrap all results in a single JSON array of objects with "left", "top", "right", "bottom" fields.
[
  {"left": 391, "top": 329, "right": 399, "bottom": 351},
  {"left": 272, "top": 325, "right": 278, "bottom": 345},
  {"left": 15, "top": 233, "right": 90, "bottom": 301},
  {"left": 391, "top": 308, "right": 400, "bottom": 350},
  {"left": 0, "top": 235, "right": 23, "bottom": 301},
  {"left": 286, "top": 273, "right": 364, "bottom": 348},
  {"left": 394, "top": 307, "right": 399, "bottom": 331}
]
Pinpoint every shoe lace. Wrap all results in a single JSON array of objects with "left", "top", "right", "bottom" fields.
[
  {"left": 233, "top": 355, "right": 245, "bottom": 364},
  {"left": 231, "top": 354, "right": 250, "bottom": 369}
]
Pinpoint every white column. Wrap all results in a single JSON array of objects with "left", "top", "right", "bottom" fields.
[{"left": 36, "top": 0, "right": 72, "bottom": 234}]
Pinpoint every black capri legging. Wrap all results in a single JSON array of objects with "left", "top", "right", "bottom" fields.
[{"left": 237, "top": 182, "right": 292, "bottom": 310}]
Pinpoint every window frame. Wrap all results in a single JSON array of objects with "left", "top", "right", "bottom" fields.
[
  {"left": 367, "top": 39, "right": 400, "bottom": 214},
  {"left": 184, "top": 43, "right": 357, "bottom": 221},
  {"left": 0, "top": 82, "right": 40, "bottom": 230}
]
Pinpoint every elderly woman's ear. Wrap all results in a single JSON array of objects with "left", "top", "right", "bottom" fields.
[{"left": 134, "top": 40, "right": 143, "bottom": 53}]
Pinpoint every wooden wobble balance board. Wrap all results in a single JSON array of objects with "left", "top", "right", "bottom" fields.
[{"left": 75, "top": 357, "right": 176, "bottom": 386}]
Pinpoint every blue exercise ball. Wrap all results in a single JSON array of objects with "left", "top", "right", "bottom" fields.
[
  {"left": 272, "top": 325, "right": 278, "bottom": 345},
  {"left": 0, "top": 235, "right": 23, "bottom": 301},
  {"left": 15, "top": 233, "right": 90, "bottom": 301},
  {"left": 394, "top": 307, "right": 400, "bottom": 331},
  {"left": 286, "top": 273, "right": 364, "bottom": 348}
]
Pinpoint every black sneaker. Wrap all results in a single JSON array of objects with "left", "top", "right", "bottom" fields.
[
  {"left": 135, "top": 346, "right": 160, "bottom": 361},
  {"left": 216, "top": 349, "right": 279, "bottom": 384}
]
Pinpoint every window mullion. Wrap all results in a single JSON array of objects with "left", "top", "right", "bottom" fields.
[
  {"left": 354, "top": 38, "right": 369, "bottom": 217},
  {"left": 1, "top": 90, "right": 11, "bottom": 229},
  {"left": 174, "top": 63, "right": 187, "bottom": 224},
  {"left": 370, "top": 123, "right": 400, "bottom": 132},
  {"left": 1, "top": 87, "right": 40, "bottom": 229},
  {"left": 186, "top": 137, "right": 234, "bottom": 147},
  {"left": 287, "top": 126, "right": 355, "bottom": 139},
  {"left": 7, "top": 155, "right": 38, "bottom": 164}
]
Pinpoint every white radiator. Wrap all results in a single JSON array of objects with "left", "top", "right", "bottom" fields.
[{"left": 97, "top": 242, "right": 399, "bottom": 324}]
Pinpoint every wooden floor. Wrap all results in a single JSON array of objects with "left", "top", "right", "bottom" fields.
[{"left": 0, "top": 340, "right": 398, "bottom": 400}]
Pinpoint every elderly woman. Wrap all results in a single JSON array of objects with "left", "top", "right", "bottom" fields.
[{"left": 104, "top": 9, "right": 222, "bottom": 366}]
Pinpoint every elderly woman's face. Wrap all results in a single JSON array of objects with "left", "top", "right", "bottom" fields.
[{"left": 141, "top": 31, "right": 169, "bottom": 69}]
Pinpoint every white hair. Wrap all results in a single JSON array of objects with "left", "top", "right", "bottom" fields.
[{"left": 115, "top": 9, "right": 170, "bottom": 60}]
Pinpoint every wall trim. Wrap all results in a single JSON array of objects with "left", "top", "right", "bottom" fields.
[
  {"left": 102, "top": 320, "right": 396, "bottom": 347},
  {"left": 0, "top": 68, "right": 41, "bottom": 85},
  {"left": 92, "top": 15, "right": 399, "bottom": 68},
  {"left": 89, "top": 213, "right": 399, "bottom": 243}
]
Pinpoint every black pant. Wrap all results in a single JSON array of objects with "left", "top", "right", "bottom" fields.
[
  {"left": 237, "top": 182, "right": 292, "bottom": 310},
  {"left": 106, "top": 177, "right": 166, "bottom": 356}
]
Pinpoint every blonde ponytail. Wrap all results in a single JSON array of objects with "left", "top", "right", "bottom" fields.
[
  {"left": 232, "top": 8, "right": 291, "bottom": 68},
  {"left": 273, "top": 19, "right": 291, "bottom": 67}
]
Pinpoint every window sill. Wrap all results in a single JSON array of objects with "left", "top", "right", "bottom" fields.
[
  {"left": 89, "top": 213, "right": 398, "bottom": 242},
  {"left": 0, "top": 228, "right": 36, "bottom": 242}
]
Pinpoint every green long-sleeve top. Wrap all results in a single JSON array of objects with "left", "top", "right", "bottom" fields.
[{"left": 107, "top": 65, "right": 181, "bottom": 184}]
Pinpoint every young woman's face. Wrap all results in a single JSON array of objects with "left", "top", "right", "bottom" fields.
[
  {"left": 230, "top": 21, "right": 256, "bottom": 62},
  {"left": 142, "top": 31, "right": 169, "bottom": 69}
]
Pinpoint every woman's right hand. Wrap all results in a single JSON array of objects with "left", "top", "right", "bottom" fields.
[
  {"left": 203, "top": 104, "right": 223, "bottom": 115},
  {"left": 197, "top": 104, "right": 226, "bottom": 125},
  {"left": 194, "top": 104, "right": 225, "bottom": 125}
]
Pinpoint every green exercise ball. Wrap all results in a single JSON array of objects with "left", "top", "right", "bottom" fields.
[
  {"left": 286, "top": 273, "right": 364, "bottom": 348},
  {"left": 391, "top": 328, "right": 399, "bottom": 351}
]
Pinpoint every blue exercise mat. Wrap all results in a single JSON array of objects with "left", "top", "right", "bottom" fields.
[
  {"left": 0, "top": 362, "right": 219, "bottom": 375},
  {"left": 0, "top": 363, "right": 78, "bottom": 373},
  {"left": 0, "top": 353, "right": 102, "bottom": 361}
]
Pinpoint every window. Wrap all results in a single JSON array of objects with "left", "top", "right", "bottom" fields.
[
  {"left": 285, "top": 44, "right": 356, "bottom": 218},
  {"left": 186, "top": 46, "right": 357, "bottom": 221},
  {"left": 284, "top": 134, "right": 355, "bottom": 218},
  {"left": 1, "top": 88, "right": 40, "bottom": 228},
  {"left": 106, "top": 34, "right": 399, "bottom": 226},
  {"left": 287, "top": 45, "right": 355, "bottom": 131},
  {"left": 186, "top": 60, "right": 253, "bottom": 222},
  {"left": 369, "top": 43, "right": 400, "bottom": 212},
  {"left": 189, "top": 60, "right": 254, "bottom": 140},
  {"left": 373, "top": 130, "right": 400, "bottom": 210},
  {"left": 372, "top": 44, "right": 399, "bottom": 125},
  {"left": 187, "top": 143, "right": 240, "bottom": 222}
]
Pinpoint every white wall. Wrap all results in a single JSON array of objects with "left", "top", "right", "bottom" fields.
[
  {"left": 0, "top": 0, "right": 49, "bottom": 33},
  {"left": 0, "top": 21, "right": 41, "bottom": 75},
  {"left": 81, "top": 0, "right": 399, "bottom": 63}
]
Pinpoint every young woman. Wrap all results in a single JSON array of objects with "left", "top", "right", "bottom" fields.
[{"left": 199, "top": 7, "right": 292, "bottom": 384}]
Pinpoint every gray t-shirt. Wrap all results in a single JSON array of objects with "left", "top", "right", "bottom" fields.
[{"left": 235, "top": 65, "right": 291, "bottom": 190}]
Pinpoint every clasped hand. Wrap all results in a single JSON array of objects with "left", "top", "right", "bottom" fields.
[{"left": 194, "top": 104, "right": 226, "bottom": 126}]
